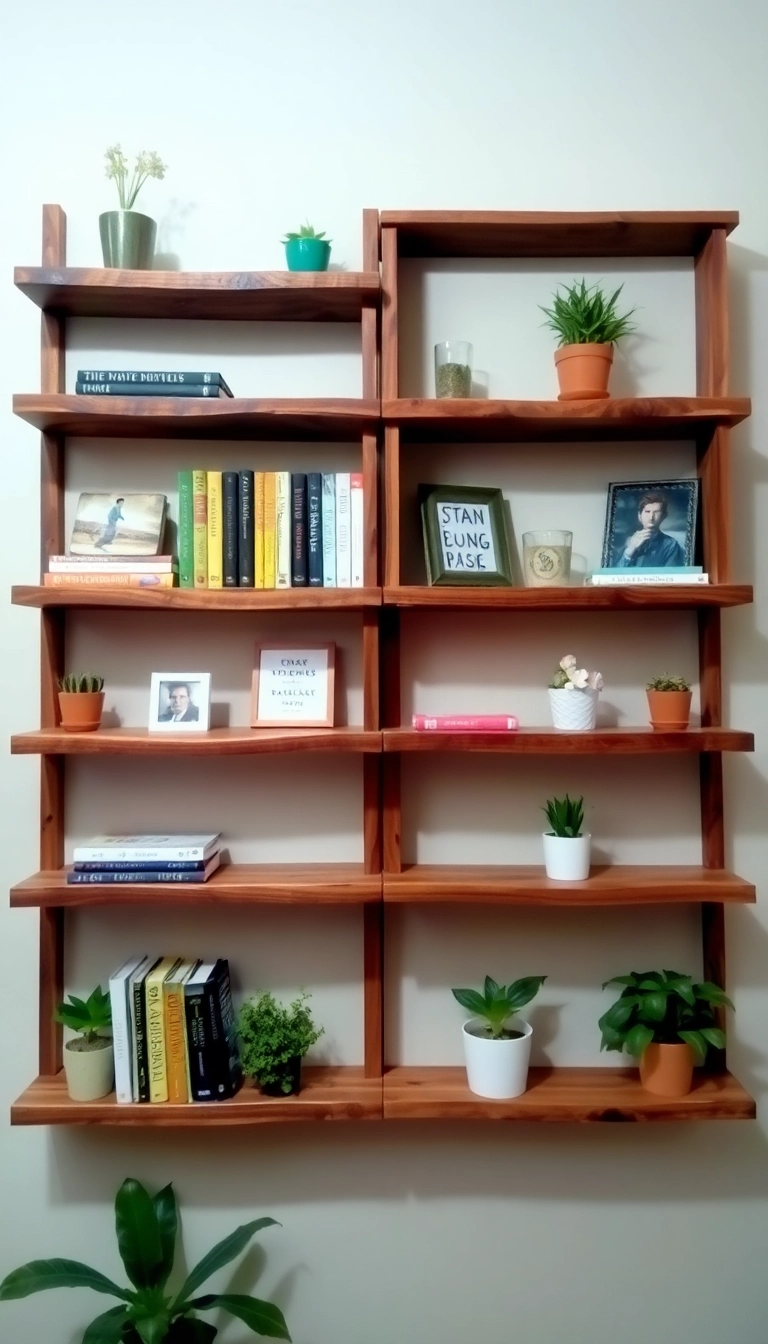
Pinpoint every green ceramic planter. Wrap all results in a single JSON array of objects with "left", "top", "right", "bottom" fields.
[
  {"left": 99, "top": 210, "right": 157, "bottom": 269},
  {"left": 284, "top": 237, "right": 331, "bottom": 272}
]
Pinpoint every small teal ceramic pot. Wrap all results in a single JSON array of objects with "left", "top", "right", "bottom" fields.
[{"left": 284, "top": 238, "right": 331, "bottom": 272}]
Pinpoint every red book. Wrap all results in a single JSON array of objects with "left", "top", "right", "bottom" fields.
[{"left": 412, "top": 714, "right": 519, "bottom": 731}]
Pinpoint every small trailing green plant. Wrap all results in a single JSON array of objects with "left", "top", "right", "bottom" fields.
[
  {"left": 54, "top": 985, "right": 111, "bottom": 1043},
  {"left": 647, "top": 674, "right": 691, "bottom": 692},
  {"left": 282, "top": 221, "right": 331, "bottom": 243},
  {"left": 0, "top": 1176, "right": 290, "bottom": 1342},
  {"left": 540, "top": 277, "right": 637, "bottom": 347},
  {"left": 599, "top": 969, "right": 732, "bottom": 1061},
  {"left": 543, "top": 794, "right": 584, "bottom": 839},
  {"left": 451, "top": 975, "right": 547, "bottom": 1040},
  {"left": 237, "top": 990, "right": 324, "bottom": 1093},
  {"left": 105, "top": 144, "right": 167, "bottom": 211},
  {"left": 57, "top": 673, "right": 104, "bottom": 693}
]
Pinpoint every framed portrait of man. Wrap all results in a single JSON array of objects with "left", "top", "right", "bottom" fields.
[
  {"left": 149, "top": 673, "right": 211, "bottom": 732},
  {"left": 601, "top": 478, "right": 700, "bottom": 570}
]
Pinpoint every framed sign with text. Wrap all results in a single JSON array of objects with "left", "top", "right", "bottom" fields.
[
  {"left": 251, "top": 643, "right": 336, "bottom": 728},
  {"left": 419, "top": 484, "right": 513, "bottom": 586}
]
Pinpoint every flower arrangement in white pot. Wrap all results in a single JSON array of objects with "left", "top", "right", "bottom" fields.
[
  {"left": 451, "top": 974, "right": 547, "bottom": 1099},
  {"left": 548, "top": 653, "right": 603, "bottom": 730},
  {"left": 542, "top": 793, "right": 591, "bottom": 880}
]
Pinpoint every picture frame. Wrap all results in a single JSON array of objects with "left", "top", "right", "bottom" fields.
[
  {"left": 600, "top": 478, "right": 700, "bottom": 570},
  {"left": 251, "top": 644, "right": 335, "bottom": 728},
  {"left": 149, "top": 673, "right": 211, "bottom": 732},
  {"left": 419, "top": 484, "right": 513, "bottom": 587}
]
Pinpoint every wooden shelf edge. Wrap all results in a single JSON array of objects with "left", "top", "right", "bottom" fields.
[
  {"left": 383, "top": 865, "right": 756, "bottom": 905},
  {"left": 11, "top": 585, "right": 382, "bottom": 611},
  {"left": 382, "top": 728, "right": 755, "bottom": 754},
  {"left": 11, "top": 728, "right": 383, "bottom": 756},
  {"left": 12, "top": 865, "right": 383, "bottom": 907},
  {"left": 384, "top": 395, "right": 751, "bottom": 430},
  {"left": 384, "top": 585, "right": 754, "bottom": 611}
]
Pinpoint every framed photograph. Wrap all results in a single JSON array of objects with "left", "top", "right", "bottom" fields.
[
  {"left": 419, "top": 484, "right": 513, "bottom": 586},
  {"left": 601, "top": 478, "right": 700, "bottom": 569},
  {"left": 69, "top": 492, "right": 167, "bottom": 556},
  {"left": 149, "top": 673, "right": 211, "bottom": 732},
  {"left": 251, "top": 644, "right": 335, "bottom": 728}
]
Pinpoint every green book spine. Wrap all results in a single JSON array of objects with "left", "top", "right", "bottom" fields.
[{"left": 178, "top": 471, "right": 194, "bottom": 588}]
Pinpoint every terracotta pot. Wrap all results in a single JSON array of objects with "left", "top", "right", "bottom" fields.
[
  {"left": 639, "top": 1042, "right": 694, "bottom": 1097},
  {"left": 647, "top": 689, "right": 692, "bottom": 730},
  {"left": 554, "top": 343, "right": 613, "bottom": 401},
  {"left": 58, "top": 691, "right": 104, "bottom": 732}
]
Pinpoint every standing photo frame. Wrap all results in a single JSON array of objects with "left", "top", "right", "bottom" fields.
[
  {"left": 251, "top": 644, "right": 336, "bottom": 728},
  {"left": 601, "top": 478, "right": 700, "bottom": 569},
  {"left": 419, "top": 484, "right": 513, "bottom": 587},
  {"left": 149, "top": 673, "right": 211, "bottom": 732}
]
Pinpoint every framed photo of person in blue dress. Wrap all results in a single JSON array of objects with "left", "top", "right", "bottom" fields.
[{"left": 601, "top": 478, "right": 699, "bottom": 570}]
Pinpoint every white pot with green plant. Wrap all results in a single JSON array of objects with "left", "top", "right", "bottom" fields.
[
  {"left": 542, "top": 793, "right": 591, "bottom": 881},
  {"left": 100, "top": 144, "right": 167, "bottom": 269},
  {"left": 548, "top": 653, "right": 603, "bottom": 730},
  {"left": 55, "top": 985, "right": 114, "bottom": 1101},
  {"left": 451, "top": 974, "right": 546, "bottom": 1099},
  {"left": 540, "top": 277, "right": 637, "bottom": 400},
  {"left": 237, "top": 989, "right": 324, "bottom": 1096}
]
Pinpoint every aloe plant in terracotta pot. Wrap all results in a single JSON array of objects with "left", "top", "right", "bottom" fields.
[
  {"left": 646, "top": 673, "right": 692, "bottom": 729},
  {"left": 541, "top": 278, "right": 637, "bottom": 401},
  {"left": 57, "top": 672, "right": 104, "bottom": 732}
]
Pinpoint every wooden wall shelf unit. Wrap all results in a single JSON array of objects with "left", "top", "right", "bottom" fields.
[{"left": 9, "top": 206, "right": 755, "bottom": 1127}]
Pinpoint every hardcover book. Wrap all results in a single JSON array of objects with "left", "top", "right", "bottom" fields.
[
  {"left": 43, "top": 572, "right": 176, "bottom": 588},
  {"left": 263, "top": 473, "right": 277, "bottom": 588},
  {"left": 127, "top": 956, "right": 151, "bottom": 1102},
  {"left": 254, "top": 472, "right": 266, "bottom": 589},
  {"left": 69, "top": 493, "right": 167, "bottom": 557},
  {"left": 207, "top": 471, "right": 223, "bottom": 589},
  {"left": 184, "top": 962, "right": 217, "bottom": 1101},
  {"left": 77, "top": 370, "right": 233, "bottom": 396},
  {"left": 164, "top": 960, "right": 199, "bottom": 1103},
  {"left": 322, "top": 474, "right": 336, "bottom": 587},
  {"left": 146, "top": 957, "right": 181, "bottom": 1103},
  {"left": 48, "top": 554, "right": 176, "bottom": 570},
  {"left": 67, "top": 854, "right": 221, "bottom": 884},
  {"left": 192, "top": 471, "right": 207, "bottom": 587},
  {"left": 109, "top": 953, "right": 147, "bottom": 1105},
  {"left": 75, "top": 382, "right": 231, "bottom": 398},
  {"left": 307, "top": 472, "right": 323, "bottom": 587},
  {"left": 238, "top": 470, "right": 255, "bottom": 587},
  {"left": 133, "top": 956, "right": 162, "bottom": 1103},
  {"left": 222, "top": 471, "right": 239, "bottom": 587},
  {"left": 291, "top": 473, "right": 308, "bottom": 587},
  {"left": 207, "top": 960, "right": 243, "bottom": 1100},
  {"left": 335, "top": 473, "right": 352, "bottom": 587},
  {"left": 73, "top": 834, "right": 221, "bottom": 863},
  {"left": 276, "top": 471, "right": 291, "bottom": 589},
  {"left": 350, "top": 473, "right": 364, "bottom": 588}
]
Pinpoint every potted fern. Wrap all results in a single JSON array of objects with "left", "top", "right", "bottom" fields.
[
  {"left": 237, "top": 990, "right": 324, "bottom": 1095},
  {"left": 282, "top": 222, "right": 332, "bottom": 272},
  {"left": 57, "top": 672, "right": 104, "bottom": 732},
  {"left": 542, "top": 794, "right": 591, "bottom": 880},
  {"left": 451, "top": 975, "right": 546, "bottom": 1098},
  {"left": 646, "top": 673, "right": 693, "bottom": 729},
  {"left": 540, "top": 277, "right": 637, "bottom": 400},
  {"left": 55, "top": 985, "right": 114, "bottom": 1101},
  {"left": 101, "top": 144, "right": 167, "bottom": 269}
]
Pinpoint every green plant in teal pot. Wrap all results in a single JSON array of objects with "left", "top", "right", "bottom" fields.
[{"left": 282, "top": 222, "right": 332, "bottom": 272}]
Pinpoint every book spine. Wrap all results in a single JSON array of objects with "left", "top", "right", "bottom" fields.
[
  {"left": 192, "top": 470, "right": 208, "bottom": 589},
  {"left": 276, "top": 471, "right": 291, "bottom": 589},
  {"left": 133, "top": 976, "right": 150, "bottom": 1103},
  {"left": 254, "top": 472, "right": 265, "bottom": 589},
  {"left": 184, "top": 988, "right": 209, "bottom": 1101},
  {"left": 222, "top": 472, "right": 239, "bottom": 587},
  {"left": 75, "top": 860, "right": 207, "bottom": 872},
  {"left": 48, "top": 558, "right": 175, "bottom": 573},
  {"left": 335, "top": 473, "right": 351, "bottom": 587},
  {"left": 43, "top": 572, "right": 175, "bottom": 588},
  {"left": 73, "top": 845, "right": 210, "bottom": 862},
  {"left": 238, "top": 471, "right": 255, "bottom": 587},
  {"left": 67, "top": 869, "right": 212, "bottom": 884},
  {"left": 146, "top": 977, "right": 169, "bottom": 1103},
  {"left": 164, "top": 984, "right": 190, "bottom": 1103},
  {"left": 211, "top": 963, "right": 243, "bottom": 1099},
  {"left": 263, "top": 473, "right": 277, "bottom": 588},
  {"left": 412, "top": 714, "right": 520, "bottom": 731},
  {"left": 321, "top": 474, "right": 336, "bottom": 587},
  {"left": 291, "top": 473, "right": 308, "bottom": 587},
  {"left": 77, "top": 370, "right": 229, "bottom": 388},
  {"left": 109, "top": 974, "right": 133, "bottom": 1104},
  {"left": 350, "top": 472, "right": 364, "bottom": 587},
  {"left": 203, "top": 977, "right": 226, "bottom": 1098},
  {"left": 590, "top": 574, "right": 709, "bottom": 586},
  {"left": 75, "top": 382, "right": 227, "bottom": 397},
  {"left": 206, "top": 471, "right": 223, "bottom": 589},
  {"left": 307, "top": 472, "right": 323, "bottom": 587}
]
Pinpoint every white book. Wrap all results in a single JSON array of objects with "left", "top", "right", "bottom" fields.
[
  {"left": 335, "top": 473, "right": 351, "bottom": 588},
  {"left": 73, "top": 834, "right": 221, "bottom": 862},
  {"left": 275, "top": 470, "right": 291, "bottom": 588},
  {"left": 109, "top": 954, "right": 147, "bottom": 1104},
  {"left": 127, "top": 955, "right": 151, "bottom": 1101},
  {"left": 590, "top": 574, "right": 710, "bottom": 586},
  {"left": 350, "top": 473, "right": 365, "bottom": 587},
  {"left": 322, "top": 474, "right": 336, "bottom": 587}
]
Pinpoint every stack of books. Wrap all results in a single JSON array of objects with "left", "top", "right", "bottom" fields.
[
  {"left": 67, "top": 834, "right": 222, "bottom": 885},
  {"left": 75, "top": 369, "right": 233, "bottom": 399},
  {"left": 45, "top": 492, "right": 177, "bottom": 589},
  {"left": 179, "top": 469, "right": 365, "bottom": 589},
  {"left": 108, "top": 955, "right": 242, "bottom": 1104},
  {"left": 589, "top": 566, "right": 709, "bottom": 586}
]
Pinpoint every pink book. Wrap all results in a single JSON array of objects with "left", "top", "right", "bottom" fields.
[{"left": 412, "top": 715, "right": 519, "bottom": 732}]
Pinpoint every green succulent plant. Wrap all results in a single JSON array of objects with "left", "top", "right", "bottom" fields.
[
  {"left": 58, "top": 673, "right": 104, "bottom": 693},
  {"left": 598, "top": 969, "right": 733, "bottom": 1060},
  {"left": 646, "top": 674, "right": 691, "bottom": 692},
  {"left": 54, "top": 985, "right": 112, "bottom": 1044},
  {"left": 282, "top": 221, "right": 330, "bottom": 243},
  {"left": 237, "top": 990, "right": 323, "bottom": 1093},
  {"left": 451, "top": 975, "right": 547, "bottom": 1040},
  {"left": 542, "top": 794, "right": 584, "bottom": 838},
  {"left": 540, "top": 278, "right": 637, "bottom": 347}
]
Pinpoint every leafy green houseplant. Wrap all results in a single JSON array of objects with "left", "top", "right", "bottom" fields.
[
  {"left": 646, "top": 673, "right": 693, "bottom": 730},
  {"left": 0, "top": 1176, "right": 290, "bottom": 1342},
  {"left": 58, "top": 673, "right": 105, "bottom": 694},
  {"left": 282, "top": 221, "right": 332, "bottom": 273},
  {"left": 451, "top": 975, "right": 546, "bottom": 1099},
  {"left": 101, "top": 145, "right": 167, "bottom": 270},
  {"left": 540, "top": 277, "right": 637, "bottom": 401},
  {"left": 55, "top": 985, "right": 114, "bottom": 1102},
  {"left": 542, "top": 794, "right": 591, "bottom": 881},
  {"left": 57, "top": 671, "right": 105, "bottom": 733},
  {"left": 237, "top": 990, "right": 324, "bottom": 1095}
]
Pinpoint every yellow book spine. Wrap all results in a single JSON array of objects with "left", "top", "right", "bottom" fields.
[
  {"left": 254, "top": 472, "right": 265, "bottom": 589},
  {"left": 163, "top": 981, "right": 190, "bottom": 1103},
  {"left": 192, "top": 470, "right": 208, "bottom": 589},
  {"left": 207, "top": 471, "right": 223, "bottom": 589},
  {"left": 263, "top": 472, "right": 276, "bottom": 589},
  {"left": 145, "top": 957, "right": 179, "bottom": 1103}
]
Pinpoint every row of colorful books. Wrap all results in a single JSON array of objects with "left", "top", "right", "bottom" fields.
[
  {"left": 75, "top": 369, "right": 233, "bottom": 398},
  {"left": 109, "top": 953, "right": 242, "bottom": 1104},
  {"left": 69, "top": 833, "right": 221, "bottom": 885}
]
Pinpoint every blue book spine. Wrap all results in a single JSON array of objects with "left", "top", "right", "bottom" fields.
[
  {"left": 321, "top": 474, "right": 336, "bottom": 587},
  {"left": 75, "top": 860, "right": 208, "bottom": 872},
  {"left": 307, "top": 472, "right": 323, "bottom": 586},
  {"left": 68, "top": 869, "right": 211, "bottom": 885}
]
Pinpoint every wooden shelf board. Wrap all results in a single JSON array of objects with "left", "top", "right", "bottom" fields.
[
  {"left": 385, "top": 585, "right": 753, "bottom": 611},
  {"left": 380, "top": 211, "right": 739, "bottom": 258},
  {"left": 11, "top": 727, "right": 382, "bottom": 756},
  {"left": 14, "top": 268, "right": 381, "bottom": 321},
  {"left": 11, "top": 1068, "right": 382, "bottom": 1126},
  {"left": 13, "top": 395, "right": 379, "bottom": 441},
  {"left": 12, "top": 864, "right": 381, "bottom": 908},
  {"left": 382, "top": 1066, "right": 754, "bottom": 1121},
  {"left": 383, "top": 727, "right": 754, "bottom": 754},
  {"left": 383, "top": 864, "right": 755, "bottom": 905},
  {"left": 12, "top": 585, "right": 381, "bottom": 612},
  {"left": 384, "top": 396, "right": 750, "bottom": 441}
]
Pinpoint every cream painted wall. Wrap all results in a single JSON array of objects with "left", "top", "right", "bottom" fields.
[{"left": 1, "top": 2, "right": 768, "bottom": 1341}]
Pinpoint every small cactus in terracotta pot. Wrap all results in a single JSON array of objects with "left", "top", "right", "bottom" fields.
[
  {"left": 646, "top": 674, "right": 692, "bottom": 730},
  {"left": 57, "top": 673, "right": 105, "bottom": 732}
]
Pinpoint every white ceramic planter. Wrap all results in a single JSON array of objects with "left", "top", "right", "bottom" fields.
[
  {"left": 543, "top": 832, "right": 592, "bottom": 881},
  {"left": 548, "top": 687, "right": 598, "bottom": 731},
  {"left": 462, "top": 1017, "right": 533, "bottom": 1099},
  {"left": 62, "top": 1038, "right": 114, "bottom": 1101}
]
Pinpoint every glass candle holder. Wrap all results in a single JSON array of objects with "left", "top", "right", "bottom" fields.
[
  {"left": 434, "top": 341, "right": 473, "bottom": 398},
  {"left": 522, "top": 530, "right": 573, "bottom": 587}
]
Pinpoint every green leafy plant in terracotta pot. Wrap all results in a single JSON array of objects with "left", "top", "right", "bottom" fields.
[
  {"left": 237, "top": 989, "right": 324, "bottom": 1095},
  {"left": 57, "top": 672, "right": 104, "bottom": 732},
  {"left": 646, "top": 673, "right": 692, "bottom": 729},
  {"left": 101, "top": 144, "right": 167, "bottom": 269},
  {"left": 540, "top": 277, "right": 637, "bottom": 401},
  {"left": 282, "top": 222, "right": 331, "bottom": 272},
  {"left": 0, "top": 1176, "right": 291, "bottom": 1341},
  {"left": 451, "top": 974, "right": 547, "bottom": 1099},
  {"left": 55, "top": 984, "right": 114, "bottom": 1101}
]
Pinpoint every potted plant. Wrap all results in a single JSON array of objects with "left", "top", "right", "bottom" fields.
[
  {"left": 237, "top": 989, "right": 324, "bottom": 1096},
  {"left": 451, "top": 974, "right": 546, "bottom": 1099},
  {"left": 282, "top": 221, "right": 332, "bottom": 272},
  {"left": 548, "top": 653, "right": 603, "bottom": 730},
  {"left": 540, "top": 277, "right": 637, "bottom": 400},
  {"left": 599, "top": 969, "right": 732, "bottom": 1097},
  {"left": 646, "top": 673, "right": 693, "bottom": 729},
  {"left": 0, "top": 1176, "right": 290, "bottom": 1341},
  {"left": 55, "top": 985, "right": 114, "bottom": 1101},
  {"left": 542, "top": 793, "right": 590, "bottom": 880},
  {"left": 57, "top": 672, "right": 104, "bottom": 732},
  {"left": 101, "top": 144, "right": 167, "bottom": 269}
]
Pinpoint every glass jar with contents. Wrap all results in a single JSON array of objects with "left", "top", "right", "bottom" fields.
[
  {"left": 434, "top": 341, "right": 473, "bottom": 398},
  {"left": 522, "top": 530, "right": 573, "bottom": 587}
]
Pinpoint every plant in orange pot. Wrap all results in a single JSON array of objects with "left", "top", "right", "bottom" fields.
[
  {"left": 541, "top": 278, "right": 637, "bottom": 401},
  {"left": 57, "top": 672, "right": 104, "bottom": 732},
  {"left": 599, "top": 969, "right": 733, "bottom": 1097},
  {"left": 646, "top": 673, "right": 692, "bottom": 729}
]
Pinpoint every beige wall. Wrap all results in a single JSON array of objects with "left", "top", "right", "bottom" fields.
[{"left": 1, "top": 2, "right": 767, "bottom": 1341}]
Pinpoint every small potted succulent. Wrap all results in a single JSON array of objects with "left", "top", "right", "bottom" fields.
[
  {"left": 101, "top": 144, "right": 167, "bottom": 269},
  {"left": 540, "top": 277, "right": 637, "bottom": 401},
  {"left": 542, "top": 794, "right": 590, "bottom": 881},
  {"left": 646, "top": 673, "right": 693, "bottom": 729},
  {"left": 548, "top": 653, "right": 603, "bottom": 730},
  {"left": 282, "top": 221, "right": 332, "bottom": 272},
  {"left": 237, "top": 989, "right": 324, "bottom": 1096},
  {"left": 451, "top": 974, "right": 546, "bottom": 1099},
  {"left": 55, "top": 984, "right": 114, "bottom": 1101},
  {"left": 599, "top": 969, "right": 732, "bottom": 1097},
  {"left": 57, "top": 672, "right": 104, "bottom": 732}
]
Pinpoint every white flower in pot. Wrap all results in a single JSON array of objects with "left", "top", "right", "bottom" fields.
[
  {"left": 548, "top": 653, "right": 603, "bottom": 730},
  {"left": 451, "top": 974, "right": 547, "bottom": 1099},
  {"left": 542, "top": 792, "right": 591, "bottom": 881},
  {"left": 55, "top": 984, "right": 114, "bottom": 1101}
]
